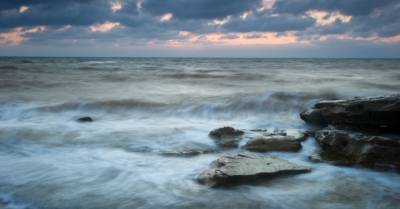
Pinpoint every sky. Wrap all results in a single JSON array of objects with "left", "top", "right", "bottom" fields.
[{"left": 0, "top": 0, "right": 399, "bottom": 57}]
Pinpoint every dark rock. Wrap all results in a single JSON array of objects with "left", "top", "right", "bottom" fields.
[
  {"left": 209, "top": 127, "right": 244, "bottom": 147},
  {"left": 244, "top": 135, "right": 302, "bottom": 152},
  {"left": 300, "top": 95, "right": 400, "bottom": 131},
  {"left": 250, "top": 128, "right": 268, "bottom": 132},
  {"left": 77, "top": 116, "right": 93, "bottom": 122},
  {"left": 314, "top": 129, "right": 400, "bottom": 171},
  {"left": 197, "top": 154, "right": 311, "bottom": 186},
  {"left": 209, "top": 126, "right": 244, "bottom": 138},
  {"left": 270, "top": 129, "right": 287, "bottom": 136}
]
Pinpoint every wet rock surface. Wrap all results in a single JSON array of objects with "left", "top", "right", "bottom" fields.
[
  {"left": 313, "top": 129, "right": 400, "bottom": 171},
  {"left": 244, "top": 135, "right": 302, "bottom": 152},
  {"left": 197, "top": 154, "right": 311, "bottom": 186},
  {"left": 209, "top": 127, "right": 244, "bottom": 147},
  {"left": 160, "top": 144, "right": 216, "bottom": 157},
  {"left": 300, "top": 95, "right": 400, "bottom": 131}
]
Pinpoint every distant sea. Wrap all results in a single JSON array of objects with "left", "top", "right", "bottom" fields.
[{"left": 1, "top": 57, "right": 400, "bottom": 209}]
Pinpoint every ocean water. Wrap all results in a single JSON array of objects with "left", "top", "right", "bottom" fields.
[{"left": 0, "top": 57, "right": 400, "bottom": 209}]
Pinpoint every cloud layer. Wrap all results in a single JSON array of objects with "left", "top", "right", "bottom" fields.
[{"left": 0, "top": 0, "right": 399, "bottom": 56}]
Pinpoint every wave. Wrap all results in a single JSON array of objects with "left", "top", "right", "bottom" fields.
[
  {"left": 175, "top": 91, "right": 339, "bottom": 117},
  {"left": 1, "top": 91, "right": 340, "bottom": 121},
  {"left": 0, "top": 65, "right": 18, "bottom": 70},
  {"left": 355, "top": 81, "right": 400, "bottom": 91},
  {"left": 80, "top": 61, "right": 118, "bottom": 64},
  {"left": 0, "top": 193, "right": 33, "bottom": 209},
  {"left": 162, "top": 72, "right": 269, "bottom": 80},
  {"left": 31, "top": 99, "right": 167, "bottom": 113}
]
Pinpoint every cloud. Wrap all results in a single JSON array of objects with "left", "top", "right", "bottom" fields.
[
  {"left": 306, "top": 10, "right": 352, "bottom": 26},
  {"left": 142, "top": 0, "right": 262, "bottom": 19},
  {"left": 163, "top": 31, "right": 299, "bottom": 47},
  {"left": 159, "top": 13, "right": 173, "bottom": 22},
  {"left": 89, "top": 21, "right": 121, "bottom": 32},
  {"left": 110, "top": 1, "right": 123, "bottom": 12},
  {"left": 19, "top": 6, "right": 29, "bottom": 13},
  {"left": 0, "top": 26, "right": 46, "bottom": 45},
  {"left": 208, "top": 16, "right": 231, "bottom": 26}
]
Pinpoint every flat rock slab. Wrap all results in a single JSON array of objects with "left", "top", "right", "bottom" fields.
[
  {"left": 244, "top": 135, "right": 302, "bottom": 152},
  {"left": 197, "top": 154, "right": 311, "bottom": 186},
  {"left": 300, "top": 95, "right": 400, "bottom": 131}
]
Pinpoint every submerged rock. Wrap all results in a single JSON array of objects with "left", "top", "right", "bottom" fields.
[
  {"left": 197, "top": 154, "right": 311, "bottom": 186},
  {"left": 77, "top": 116, "right": 93, "bottom": 122},
  {"left": 314, "top": 129, "right": 400, "bottom": 171},
  {"left": 209, "top": 127, "right": 244, "bottom": 147},
  {"left": 300, "top": 95, "right": 400, "bottom": 131},
  {"left": 160, "top": 143, "right": 216, "bottom": 157},
  {"left": 244, "top": 135, "right": 302, "bottom": 152},
  {"left": 250, "top": 128, "right": 268, "bottom": 132},
  {"left": 161, "top": 149, "right": 214, "bottom": 157},
  {"left": 269, "top": 129, "right": 287, "bottom": 136}
]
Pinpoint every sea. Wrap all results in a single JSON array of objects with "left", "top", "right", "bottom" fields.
[{"left": 0, "top": 57, "right": 400, "bottom": 209}]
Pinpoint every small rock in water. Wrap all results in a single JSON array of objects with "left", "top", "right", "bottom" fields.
[
  {"left": 77, "top": 116, "right": 93, "bottom": 122},
  {"left": 209, "top": 127, "right": 244, "bottom": 147},
  {"left": 244, "top": 135, "right": 302, "bottom": 152},
  {"left": 271, "top": 129, "right": 287, "bottom": 136},
  {"left": 197, "top": 154, "right": 311, "bottom": 186},
  {"left": 161, "top": 150, "right": 213, "bottom": 157},
  {"left": 314, "top": 129, "right": 400, "bottom": 171}
]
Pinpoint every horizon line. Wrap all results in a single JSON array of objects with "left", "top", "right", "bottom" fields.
[{"left": 1, "top": 56, "right": 400, "bottom": 59}]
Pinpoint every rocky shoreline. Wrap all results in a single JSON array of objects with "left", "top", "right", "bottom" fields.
[{"left": 196, "top": 95, "right": 400, "bottom": 186}]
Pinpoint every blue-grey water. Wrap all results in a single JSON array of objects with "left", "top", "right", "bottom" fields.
[{"left": 0, "top": 58, "right": 400, "bottom": 209}]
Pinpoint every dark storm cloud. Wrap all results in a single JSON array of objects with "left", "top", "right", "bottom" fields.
[
  {"left": 0, "top": 0, "right": 94, "bottom": 10},
  {"left": 270, "top": 0, "right": 400, "bottom": 39},
  {"left": 295, "top": 2, "right": 400, "bottom": 39},
  {"left": 0, "top": 0, "right": 150, "bottom": 30},
  {"left": 273, "top": 0, "right": 399, "bottom": 16},
  {"left": 223, "top": 13, "right": 315, "bottom": 33},
  {"left": 141, "top": 0, "right": 262, "bottom": 19},
  {"left": 0, "top": 0, "right": 400, "bottom": 48},
  {"left": 0, "top": 0, "right": 111, "bottom": 28}
]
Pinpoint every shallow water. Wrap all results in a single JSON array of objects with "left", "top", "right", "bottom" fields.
[{"left": 0, "top": 58, "right": 400, "bottom": 209}]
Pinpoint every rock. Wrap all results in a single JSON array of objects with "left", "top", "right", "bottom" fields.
[
  {"left": 264, "top": 129, "right": 287, "bottom": 136},
  {"left": 77, "top": 116, "right": 93, "bottom": 122},
  {"left": 161, "top": 149, "right": 214, "bottom": 157},
  {"left": 209, "top": 127, "right": 244, "bottom": 147},
  {"left": 300, "top": 95, "right": 400, "bottom": 131},
  {"left": 197, "top": 154, "right": 311, "bottom": 186},
  {"left": 314, "top": 129, "right": 400, "bottom": 171},
  {"left": 244, "top": 135, "right": 302, "bottom": 152},
  {"left": 250, "top": 128, "right": 268, "bottom": 132},
  {"left": 160, "top": 143, "right": 216, "bottom": 157},
  {"left": 209, "top": 127, "right": 244, "bottom": 138}
]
